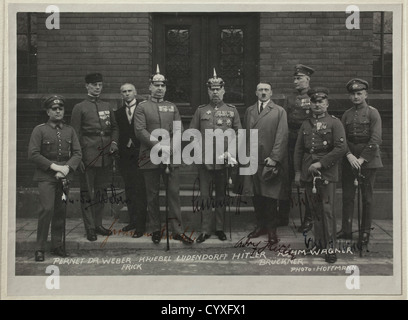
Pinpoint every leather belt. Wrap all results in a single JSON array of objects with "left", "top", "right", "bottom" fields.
[
  {"left": 347, "top": 137, "right": 369, "bottom": 144},
  {"left": 48, "top": 157, "right": 70, "bottom": 162},
  {"left": 305, "top": 147, "right": 333, "bottom": 154},
  {"left": 82, "top": 131, "right": 111, "bottom": 136}
]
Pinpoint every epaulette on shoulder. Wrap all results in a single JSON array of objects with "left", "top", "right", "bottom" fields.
[
  {"left": 226, "top": 103, "right": 236, "bottom": 108},
  {"left": 198, "top": 104, "right": 207, "bottom": 108},
  {"left": 331, "top": 115, "right": 338, "bottom": 119},
  {"left": 368, "top": 105, "right": 376, "bottom": 110},
  {"left": 36, "top": 123, "right": 46, "bottom": 128}
]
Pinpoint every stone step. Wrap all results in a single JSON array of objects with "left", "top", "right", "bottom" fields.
[
  {"left": 16, "top": 188, "right": 393, "bottom": 220},
  {"left": 15, "top": 218, "right": 393, "bottom": 253}
]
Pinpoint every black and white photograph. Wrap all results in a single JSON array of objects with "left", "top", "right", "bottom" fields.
[{"left": 1, "top": 0, "right": 405, "bottom": 299}]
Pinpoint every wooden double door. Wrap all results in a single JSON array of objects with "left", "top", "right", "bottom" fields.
[{"left": 153, "top": 13, "right": 259, "bottom": 112}]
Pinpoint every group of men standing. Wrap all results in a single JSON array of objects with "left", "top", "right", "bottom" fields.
[{"left": 28, "top": 64, "right": 382, "bottom": 264}]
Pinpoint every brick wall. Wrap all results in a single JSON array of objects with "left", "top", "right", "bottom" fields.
[
  {"left": 17, "top": 12, "right": 393, "bottom": 190},
  {"left": 256, "top": 12, "right": 394, "bottom": 189},
  {"left": 259, "top": 12, "right": 373, "bottom": 93},
  {"left": 36, "top": 12, "right": 152, "bottom": 96}
]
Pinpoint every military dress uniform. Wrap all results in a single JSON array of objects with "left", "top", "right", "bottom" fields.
[
  {"left": 189, "top": 99, "right": 242, "bottom": 241},
  {"left": 134, "top": 96, "right": 187, "bottom": 240},
  {"left": 282, "top": 64, "right": 315, "bottom": 230},
  {"left": 134, "top": 66, "right": 193, "bottom": 245},
  {"left": 28, "top": 96, "right": 82, "bottom": 259},
  {"left": 294, "top": 88, "right": 346, "bottom": 262},
  {"left": 339, "top": 79, "right": 383, "bottom": 244},
  {"left": 71, "top": 74, "right": 119, "bottom": 240}
]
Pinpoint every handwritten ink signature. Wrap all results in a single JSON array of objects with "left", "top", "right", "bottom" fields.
[
  {"left": 234, "top": 236, "right": 296, "bottom": 260},
  {"left": 62, "top": 184, "right": 129, "bottom": 209},
  {"left": 191, "top": 177, "right": 248, "bottom": 215},
  {"left": 303, "top": 228, "right": 375, "bottom": 252},
  {"left": 136, "top": 149, "right": 151, "bottom": 168},
  {"left": 100, "top": 218, "right": 198, "bottom": 248},
  {"left": 85, "top": 140, "right": 116, "bottom": 170},
  {"left": 83, "top": 184, "right": 129, "bottom": 210}
]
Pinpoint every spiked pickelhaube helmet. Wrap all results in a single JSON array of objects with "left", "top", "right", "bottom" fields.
[
  {"left": 150, "top": 64, "right": 167, "bottom": 84},
  {"left": 206, "top": 68, "right": 225, "bottom": 88}
]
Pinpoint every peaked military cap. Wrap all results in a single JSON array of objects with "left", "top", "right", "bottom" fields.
[
  {"left": 43, "top": 95, "right": 65, "bottom": 109},
  {"left": 207, "top": 68, "right": 225, "bottom": 88},
  {"left": 150, "top": 64, "right": 167, "bottom": 84},
  {"left": 294, "top": 64, "right": 315, "bottom": 77},
  {"left": 307, "top": 87, "right": 329, "bottom": 102},
  {"left": 346, "top": 78, "right": 369, "bottom": 92},
  {"left": 85, "top": 73, "right": 103, "bottom": 83}
]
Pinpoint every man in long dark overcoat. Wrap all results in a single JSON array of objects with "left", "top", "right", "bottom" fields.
[{"left": 242, "top": 82, "right": 289, "bottom": 244}]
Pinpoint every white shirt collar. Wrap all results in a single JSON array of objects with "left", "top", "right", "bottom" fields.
[
  {"left": 126, "top": 99, "right": 137, "bottom": 107},
  {"left": 258, "top": 99, "right": 270, "bottom": 111}
]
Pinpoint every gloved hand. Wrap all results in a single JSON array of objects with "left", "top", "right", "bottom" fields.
[
  {"left": 347, "top": 153, "right": 361, "bottom": 169},
  {"left": 110, "top": 141, "right": 118, "bottom": 154},
  {"left": 218, "top": 152, "right": 238, "bottom": 166},
  {"left": 264, "top": 157, "right": 277, "bottom": 167},
  {"left": 55, "top": 172, "right": 65, "bottom": 179},
  {"left": 308, "top": 162, "right": 322, "bottom": 175},
  {"left": 160, "top": 144, "right": 171, "bottom": 163},
  {"left": 50, "top": 163, "right": 70, "bottom": 176}
]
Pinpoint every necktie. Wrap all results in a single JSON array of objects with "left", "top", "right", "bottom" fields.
[
  {"left": 126, "top": 103, "right": 136, "bottom": 117},
  {"left": 259, "top": 102, "right": 264, "bottom": 114}
]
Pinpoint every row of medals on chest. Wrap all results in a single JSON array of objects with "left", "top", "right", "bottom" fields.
[{"left": 205, "top": 108, "right": 234, "bottom": 126}]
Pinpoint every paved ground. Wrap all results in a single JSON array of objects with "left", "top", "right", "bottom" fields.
[
  {"left": 13, "top": 217, "right": 393, "bottom": 276},
  {"left": 5, "top": 217, "right": 398, "bottom": 299},
  {"left": 15, "top": 217, "right": 392, "bottom": 250}
]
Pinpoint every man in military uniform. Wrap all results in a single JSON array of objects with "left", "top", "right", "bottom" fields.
[
  {"left": 115, "top": 83, "right": 147, "bottom": 238},
  {"left": 281, "top": 64, "right": 315, "bottom": 232},
  {"left": 337, "top": 79, "right": 383, "bottom": 246},
  {"left": 134, "top": 65, "right": 193, "bottom": 245},
  {"left": 243, "top": 82, "right": 288, "bottom": 244},
  {"left": 71, "top": 73, "right": 119, "bottom": 242},
  {"left": 294, "top": 87, "right": 347, "bottom": 263},
  {"left": 189, "top": 69, "right": 242, "bottom": 243},
  {"left": 28, "top": 95, "right": 82, "bottom": 261}
]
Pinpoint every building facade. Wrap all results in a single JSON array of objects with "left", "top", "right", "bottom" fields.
[{"left": 16, "top": 12, "right": 393, "bottom": 195}]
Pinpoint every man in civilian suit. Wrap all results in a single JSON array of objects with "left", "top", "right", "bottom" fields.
[
  {"left": 115, "top": 83, "right": 147, "bottom": 238},
  {"left": 243, "top": 82, "right": 289, "bottom": 244}
]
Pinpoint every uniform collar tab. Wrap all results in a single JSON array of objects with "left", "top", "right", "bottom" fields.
[
  {"left": 87, "top": 94, "right": 99, "bottom": 102},
  {"left": 312, "top": 112, "right": 326, "bottom": 119},
  {"left": 47, "top": 120, "right": 64, "bottom": 129},
  {"left": 210, "top": 101, "right": 224, "bottom": 108},
  {"left": 298, "top": 87, "right": 310, "bottom": 96},
  {"left": 354, "top": 103, "right": 368, "bottom": 110}
]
